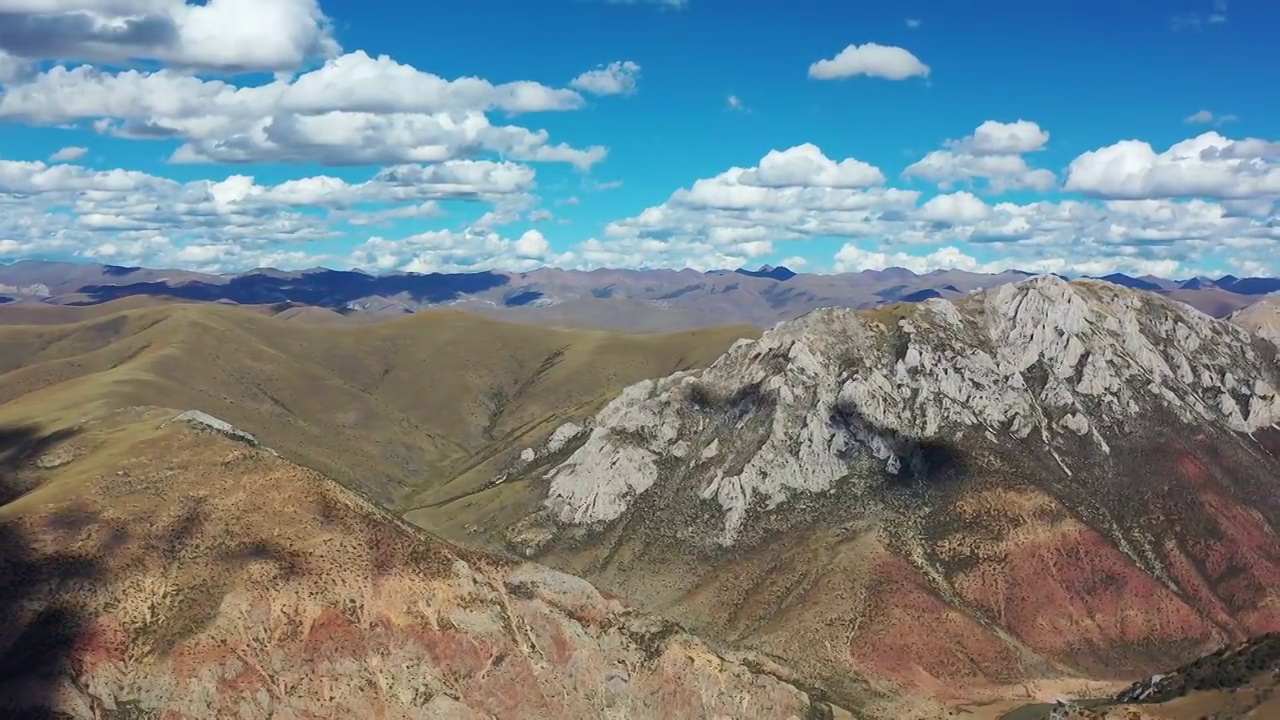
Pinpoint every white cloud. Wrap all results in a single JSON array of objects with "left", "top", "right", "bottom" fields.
[
  {"left": 570, "top": 61, "right": 641, "bottom": 96},
  {"left": 726, "top": 94, "right": 745, "bottom": 111},
  {"left": 0, "top": 0, "right": 340, "bottom": 73},
  {"left": 903, "top": 120, "right": 1056, "bottom": 192},
  {"left": 48, "top": 145, "right": 88, "bottom": 162},
  {"left": 349, "top": 227, "right": 573, "bottom": 275},
  {"left": 342, "top": 201, "right": 444, "bottom": 227},
  {"left": 584, "top": 132, "right": 1280, "bottom": 276},
  {"left": 808, "top": 43, "right": 930, "bottom": 81},
  {"left": 0, "top": 53, "right": 606, "bottom": 168},
  {"left": 917, "top": 191, "right": 990, "bottom": 224},
  {"left": 513, "top": 229, "right": 551, "bottom": 257},
  {"left": 2, "top": 52, "right": 585, "bottom": 122},
  {"left": 833, "top": 242, "right": 1199, "bottom": 279},
  {"left": 950, "top": 119, "right": 1049, "bottom": 155},
  {"left": 1185, "top": 109, "right": 1238, "bottom": 125},
  {"left": 1064, "top": 131, "right": 1280, "bottom": 200},
  {"left": 742, "top": 144, "right": 885, "bottom": 189},
  {"left": 0, "top": 154, "right": 544, "bottom": 271},
  {"left": 906, "top": 19, "right": 922, "bottom": 29},
  {"left": 834, "top": 244, "right": 987, "bottom": 273}
]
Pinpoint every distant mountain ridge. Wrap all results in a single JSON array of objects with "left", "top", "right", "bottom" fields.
[{"left": 1, "top": 259, "right": 1278, "bottom": 331}]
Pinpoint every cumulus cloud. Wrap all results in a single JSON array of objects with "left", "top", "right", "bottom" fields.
[
  {"left": 48, "top": 145, "right": 88, "bottom": 161},
  {"left": 0, "top": 52, "right": 606, "bottom": 168},
  {"left": 917, "top": 191, "right": 990, "bottom": 225},
  {"left": 834, "top": 241, "right": 1199, "bottom": 279},
  {"left": 0, "top": 154, "right": 542, "bottom": 271},
  {"left": 0, "top": 0, "right": 340, "bottom": 73},
  {"left": 1064, "top": 131, "right": 1280, "bottom": 200},
  {"left": 349, "top": 227, "right": 572, "bottom": 275},
  {"left": 570, "top": 61, "right": 641, "bottom": 96},
  {"left": 742, "top": 144, "right": 885, "bottom": 188},
  {"left": 808, "top": 43, "right": 930, "bottom": 81},
  {"left": 834, "top": 244, "right": 988, "bottom": 274},
  {"left": 585, "top": 132, "right": 1280, "bottom": 277},
  {"left": 903, "top": 120, "right": 1056, "bottom": 192}
]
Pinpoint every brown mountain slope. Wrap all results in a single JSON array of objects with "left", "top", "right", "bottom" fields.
[
  {"left": 1231, "top": 297, "right": 1280, "bottom": 346},
  {"left": 0, "top": 302, "right": 756, "bottom": 507},
  {"left": 0, "top": 407, "right": 841, "bottom": 718}
]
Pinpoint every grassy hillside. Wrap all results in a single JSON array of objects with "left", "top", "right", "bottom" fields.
[{"left": 0, "top": 302, "right": 757, "bottom": 508}]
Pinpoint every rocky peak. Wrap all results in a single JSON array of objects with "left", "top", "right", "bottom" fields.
[{"left": 516, "top": 276, "right": 1280, "bottom": 545}]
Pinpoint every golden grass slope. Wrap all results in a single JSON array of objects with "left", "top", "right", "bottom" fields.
[{"left": 0, "top": 301, "right": 757, "bottom": 507}]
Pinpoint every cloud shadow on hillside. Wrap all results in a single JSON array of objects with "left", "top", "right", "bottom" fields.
[
  {"left": 829, "top": 400, "right": 969, "bottom": 488},
  {"left": 0, "top": 423, "right": 100, "bottom": 717}
]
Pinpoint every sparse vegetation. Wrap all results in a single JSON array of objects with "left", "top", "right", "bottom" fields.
[
  {"left": 0, "top": 301, "right": 754, "bottom": 512},
  {"left": 0, "top": 409, "right": 829, "bottom": 717}
]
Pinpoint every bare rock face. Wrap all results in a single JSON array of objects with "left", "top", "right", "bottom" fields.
[
  {"left": 501, "top": 277, "right": 1280, "bottom": 707},
  {"left": 168, "top": 409, "right": 266, "bottom": 448}
]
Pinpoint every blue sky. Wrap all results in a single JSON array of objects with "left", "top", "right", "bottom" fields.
[{"left": 0, "top": 0, "right": 1278, "bottom": 277}]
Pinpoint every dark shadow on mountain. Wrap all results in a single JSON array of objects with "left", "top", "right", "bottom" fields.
[
  {"left": 760, "top": 284, "right": 816, "bottom": 310},
  {"left": 899, "top": 288, "right": 942, "bottom": 303},
  {"left": 102, "top": 265, "right": 142, "bottom": 277},
  {"left": 874, "top": 284, "right": 908, "bottom": 300},
  {"left": 0, "top": 425, "right": 79, "bottom": 506},
  {"left": 73, "top": 269, "right": 511, "bottom": 308},
  {"left": 829, "top": 400, "right": 968, "bottom": 488},
  {"left": 503, "top": 289, "right": 544, "bottom": 307},
  {"left": 656, "top": 284, "right": 707, "bottom": 300},
  {"left": 0, "top": 297, "right": 12, "bottom": 304},
  {"left": 0, "top": 423, "right": 100, "bottom": 717}
]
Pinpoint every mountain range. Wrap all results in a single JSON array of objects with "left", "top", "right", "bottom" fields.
[
  {"left": 1, "top": 273, "right": 1277, "bottom": 717},
  {"left": 448, "top": 275, "right": 1280, "bottom": 714},
  {"left": 3, "top": 259, "right": 1280, "bottom": 331}
]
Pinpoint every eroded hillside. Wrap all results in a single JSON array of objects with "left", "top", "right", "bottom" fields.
[{"left": 0, "top": 407, "right": 841, "bottom": 718}]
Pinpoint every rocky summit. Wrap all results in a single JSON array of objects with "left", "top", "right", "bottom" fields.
[{"left": 499, "top": 276, "right": 1280, "bottom": 709}]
